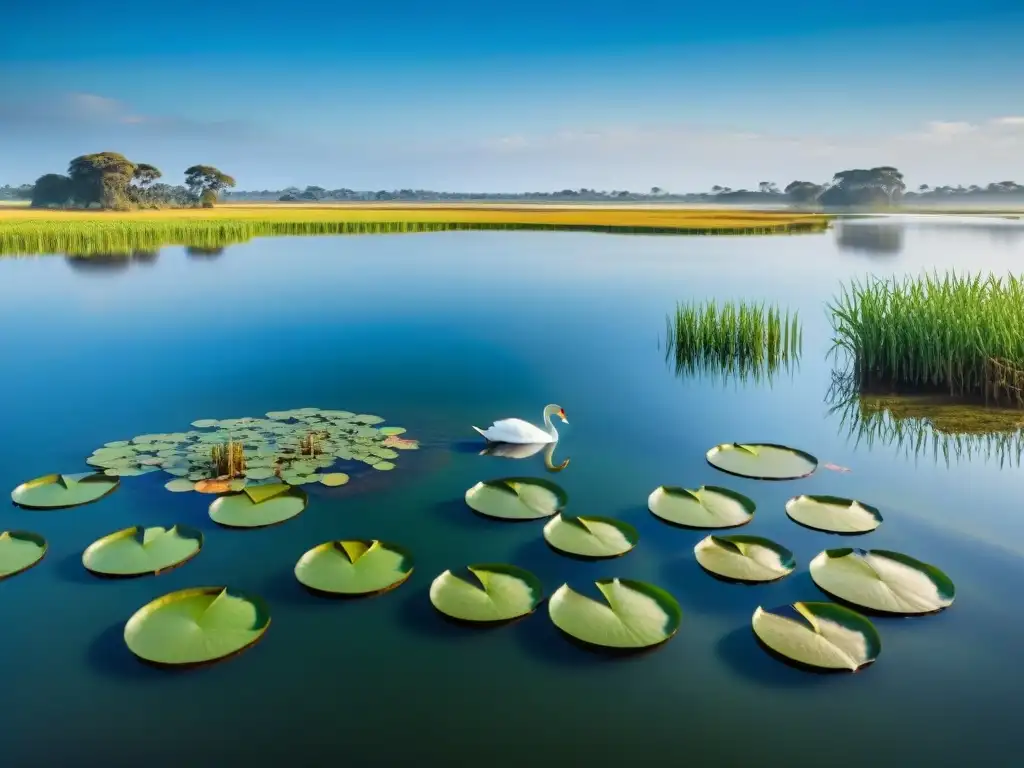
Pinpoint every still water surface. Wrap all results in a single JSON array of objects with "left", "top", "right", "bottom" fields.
[{"left": 2, "top": 218, "right": 1023, "bottom": 766}]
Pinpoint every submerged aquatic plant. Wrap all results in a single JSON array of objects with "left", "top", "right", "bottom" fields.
[
  {"left": 828, "top": 271, "right": 1024, "bottom": 405},
  {"left": 665, "top": 299, "right": 801, "bottom": 385},
  {"left": 826, "top": 371, "right": 1024, "bottom": 467}
]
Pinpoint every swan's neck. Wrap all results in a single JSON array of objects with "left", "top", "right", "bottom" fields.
[{"left": 542, "top": 409, "right": 558, "bottom": 439}]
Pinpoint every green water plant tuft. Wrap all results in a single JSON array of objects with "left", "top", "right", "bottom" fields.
[
  {"left": 647, "top": 485, "right": 755, "bottom": 528},
  {"left": 82, "top": 525, "right": 203, "bottom": 577},
  {"left": 464, "top": 477, "right": 568, "bottom": 520},
  {"left": 11, "top": 472, "right": 119, "bottom": 509},
  {"left": 785, "top": 495, "right": 882, "bottom": 534},
  {"left": 123, "top": 586, "right": 271, "bottom": 666},
  {"left": 828, "top": 271, "right": 1024, "bottom": 405},
  {"left": 666, "top": 299, "right": 801, "bottom": 384},
  {"left": 542, "top": 514, "right": 639, "bottom": 559},
  {"left": 429, "top": 564, "right": 543, "bottom": 623},
  {"left": 0, "top": 531, "right": 48, "bottom": 579},
  {"left": 548, "top": 578, "right": 682, "bottom": 650},
  {"left": 694, "top": 535, "right": 795, "bottom": 582},
  {"left": 809, "top": 548, "right": 955, "bottom": 614},
  {"left": 294, "top": 540, "right": 414, "bottom": 596},
  {"left": 705, "top": 442, "right": 818, "bottom": 480},
  {"left": 752, "top": 601, "right": 881, "bottom": 672}
]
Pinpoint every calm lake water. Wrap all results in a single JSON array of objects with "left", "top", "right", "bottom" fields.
[{"left": 2, "top": 218, "right": 1024, "bottom": 767}]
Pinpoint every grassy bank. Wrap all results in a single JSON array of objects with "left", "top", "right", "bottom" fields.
[
  {"left": 828, "top": 271, "right": 1024, "bottom": 405},
  {"left": 666, "top": 299, "right": 801, "bottom": 383},
  {"left": 0, "top": 204, "right": 830, "bottom": 256}
]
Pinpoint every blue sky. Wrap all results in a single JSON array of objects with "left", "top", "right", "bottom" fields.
[{"left": 2, "top": 1, "right": 1023, "bottom": 191}]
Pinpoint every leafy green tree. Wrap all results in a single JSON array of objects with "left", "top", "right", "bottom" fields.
[
  {"left": 184, "top": 165, "right": 236, "bottom": 204},
  {"left": 67, "top": 152, "right": 137, "bottom": 208},
  {"left": 199, "top": 189, "right": 217, "bottom": 208},
  {"left": 818, "top": 167, "right": 905, "bottom": 207},
  {"left": 30, "top": 174, "right": 73, "bottom": 207},
  {"left": 784, "top": 180, "right": 824, "bottom": 204}
]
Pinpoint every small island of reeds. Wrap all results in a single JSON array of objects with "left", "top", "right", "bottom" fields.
[
  {"left": 666, "top": 299, "right": 801, "bottom": 383},
  {"left": 0, "top": 204, "right": 830, "bottom": 257},
  {"left": 828, "top": 271, "right": 1024, "bottom": 406}
]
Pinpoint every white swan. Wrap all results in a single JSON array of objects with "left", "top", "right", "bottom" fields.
[{"left": 473, "top": 404, "right": 568, "bottom": 444}]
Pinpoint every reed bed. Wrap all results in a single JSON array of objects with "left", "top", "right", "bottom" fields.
[
  {"left": 0, "top": 205, "right": 830, "bottom": 256},
  {"left": 211, "top": 441, "right": 246, "bottom": 478},
  {"left": 828, "top": 271, "right": 1024, "bottom": 405},
  {"left": 826, "top": 371, "right": 1024, "bottom": 467},
  {"left": 665, "top": 299, "right": 801, "bottom": 384}
]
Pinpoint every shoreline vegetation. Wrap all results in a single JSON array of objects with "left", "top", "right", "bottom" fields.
[{"left": 0, "top": 205, "right": 830, "bottom": 256}]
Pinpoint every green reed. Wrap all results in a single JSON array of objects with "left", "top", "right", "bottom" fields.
[
  {"left": 0, "top": 218, "right": 829, "bottom": 257},
  {"left": 828, "top": 271, "right": 1024, "bottom": 405},
  {"left": 665, "top": 299, "right": 801, "bottom": 384}
]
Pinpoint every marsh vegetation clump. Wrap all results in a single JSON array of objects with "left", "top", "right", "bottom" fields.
[
  {"left": 828, "top": 271, "right": 1024, "bottom": 405},
  {"left": 211, "top": 441, "right": 246, "bottom": 478},
  {"left": 666, "top": 299, "right": 801, "bottom": 383}
]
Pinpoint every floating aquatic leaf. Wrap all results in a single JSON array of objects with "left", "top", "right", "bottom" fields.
[
  {"left": 319, "top": 473, "right": 350, "bottom": 487},
  {"left": 208, "top": 483, "right": 308, "bottom": 528},
  {"left": 543, "top": 514, "right": 638, "bottom": 559},
  {"left": 11, "top": 472, "right": 119, "bottom": 509},
  {"left": 647, "top": 485, "right": 755, "bottom": 528},
  {"left": 548, "top": 578, "right": 682, "bottom": 650},
  {"left": 751, "top": 601, "right": 881, "bottom": 671},
  {"left": 104, "top": 440, "right": 131, "bottom": 448},
  {"left": 785, "top": 495, "right": 882, "bottom": 534},
  {"left": 694, "top": 535, "right": 795, "bottom": 582},
  {"left": 465, "top": 477, "right": 568, "bottom": 520},
  {"left": 82, "top": 525, "right": 203, "bottom": 577},
  {"left": 809, "top": 548, "right": 955, "bottom": 614},
  {"left": 430, "top": 564, "right": 543, "bottom": 622},
  {"left": 245, "top": 467, "right": 277, "bottom": 481},
  {"left": 372, "top": 461, "right": 396, "bottom": 471},
  {"left": 191, "top": 419, "right": 219, "bottom": 428},
  {"left": 295, "top": 540, "right": 414, "bottom": 596},
  {"left": 123, "top": 587, "right": 270, "bottom": 666},
  {"left": 194, "top": 478, "right": 234, "bottom": 494},
  {"left": 706, "top": 442, "right": 818, "bottom": 480},
  {"left": 379, "top": 427, "right": 406, "bottom": 436},
  {"left": 0, "top": 531, "right": 47, "bottom": 579},
  {"left": 164, "top": 479, "right": 195, "bottom": 493},
  {"left": 352, "top": 414, "right": 384, "bottom": 425}
]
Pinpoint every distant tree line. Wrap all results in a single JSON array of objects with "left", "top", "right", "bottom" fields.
[{"left": 22, "top": 153, "right": 236, "bottom": 210}]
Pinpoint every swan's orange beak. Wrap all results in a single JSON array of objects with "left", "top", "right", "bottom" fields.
[{"left": 559, "top": 410, "right": 568, "bottom": 424}]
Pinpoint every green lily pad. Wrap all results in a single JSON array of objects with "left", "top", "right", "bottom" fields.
[
  {"left": 295, "top": 540, "right": 414, "bottom": 596},
  {"left": 379, "top": 427, "right": 406, "bottom": 436},
  {"left": 543, "top": 514, "right": 639, "bottom": 559},
  {"left": 164, "top": 479, "right": 195, "bottom": 493},
  {"left": 208, "top": 483, "right": 308, "bottom": 528},
  {"left": 123, "top": 587, "right": 270, "bottom": 666},
  {"left": 0, "top": 531, "right": 47, "bottom": 579},
  {"left": 809, "top": 548, "right": 955, "bottom": 614},
  {"left": 105, "top": 466, "right": 158, "bottom": 477},
  {"left": 82, "top": 525, "right": 203, "bottom": 577},
  {"left": 752, "top": 601, "right": 881, "bottom": 672},
  {"left": 371, "top": 461, "right": 396, "bottom": 471},
  {"left": 319, "top": 473, "right": 350, "bottom": 487},
  {"left": 706, "top": 442, "right": 818, "bottom": 480},
  {"left": 191, "top": 419, "right": 219, "bottom": 428},
  {"left": 785, "top": 495, "right": 883, "bottom": 534},
  {"left": 429, "top": 563, "right": 543, "bottom": 622},
  {"left": 465, "top": 477, "right": 568, "bottom": 520},
  {"left": 647, "top": 485, "right": 755, "bottom": 529},
  {"left": 352, "top": 414, "right": 384, "bottom": 425},
  {"left": 104, "top": 440, "right": 131, "bottom": 448},
  {"left": 694, "top": 535, "right": 795, "bottom": 582},
  {"left": 11, "top": 472, "right": 119, "bottom": 509},
  {"left": 245, "top": 467, "right": 277, "bottom": 481},
  {"left": 548, "top": 578, "right": 682, "bottom": 650}
]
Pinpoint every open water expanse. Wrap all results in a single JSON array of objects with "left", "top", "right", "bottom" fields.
[{"left": 1, "top": 217, "right": 1023, "bottom": 767}]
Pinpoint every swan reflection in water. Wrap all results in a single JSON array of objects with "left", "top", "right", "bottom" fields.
[{"left": 479, "top": 441, "right": 570, "bottom": 472}]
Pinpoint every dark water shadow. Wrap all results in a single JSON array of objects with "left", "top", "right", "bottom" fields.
[
  {"left": 259, "top": 566, "right": 333, "bottom": 607},
  {"left": 56, "top": 552, "right": 98, "bottom": 585},
  {"left": 433, "top": 497, "right": 496, "bottom": 532},
  {"left": 662, "top": 556, "right": 812, "bottom": 617},
  {"left": 85, "top": 622, "right": 164, "bottom": 682},
  {"left": 714, "top": 626, "right": 833, "bottom": 688},
  {"left": 511, "top": 609, "right": 608, "bottom": 669},
  {"left": 450, "top": 440, "right": 484, "bottom": 454},
  {"left": 395, "top": 586, "right": 480, "bottom": 641}
]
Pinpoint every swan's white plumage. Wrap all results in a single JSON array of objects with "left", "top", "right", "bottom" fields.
[{"left": 473, "top": 419, "right": 555, "bottom": 444}]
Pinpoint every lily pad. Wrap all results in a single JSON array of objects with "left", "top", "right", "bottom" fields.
[
  {"left": 0, "top": 531, "right": 47, "bottom": 579},
  {"left": 208, "top": 483, "right": 308, "bottom": 528},
  {"left": 465, "top": 477, "right": 568, "bottom": 520},
  {"left": 809, "top": 548, "right": 955, "bottom": 614},
  {"left": 647, "top": 485, "right": 755, "bottom": 529},
  {"left": 548, "top": 578, "right": 682, "bottom": 650},
  {"left": 295, "top": 540, "right": 414, "bottom": 596},
  {"left": 543, "top": 514, "right": 639, "bottom": 559},
  {"left": 706, "top": 442, "right": 818, "bottom": 480},
  {"left": 123, "top": 587, "right": 270, "bottom": 666},
  {"left": 82, "top": 525, "right": 203, "bottom": 577},
  {"left": 319, "top": 473, "right": 350, "bottom": 487},
  {"left": 751, "top": 601, "right": 881, "bottom": 672},
  {"left": 429, "top": 563, "right": 543, "bottom": 622},
  {"left": 371, "top": 461, "right": 395, "bottom": 471},
  {"left": 11, "top": 472, "right": 119, "bottom": 509},
  {"left": 164, "top": 479, "right": 195, "bottom": 493},
  {"left": 379, "top": 427, "right": 406, "bottom": 436},
  {"left": 785, "top": 495, "right": 882, "bottom": 534},
  {"left": 694, "top": 535, "right": 795, "bottom": 582},
  {"left": 194, "top": 478, "right": 235, "bottom": 494}
]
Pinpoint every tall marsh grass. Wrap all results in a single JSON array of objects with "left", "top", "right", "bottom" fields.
[
  {"left": 828, "top": 271, "right": 1024, "bottom": 405},
  {"left": 666, "top": 299, "right": 801, "bottom": 383},
  {"left": 0, "top": 207, "right": 830, "bottom": 256}
]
